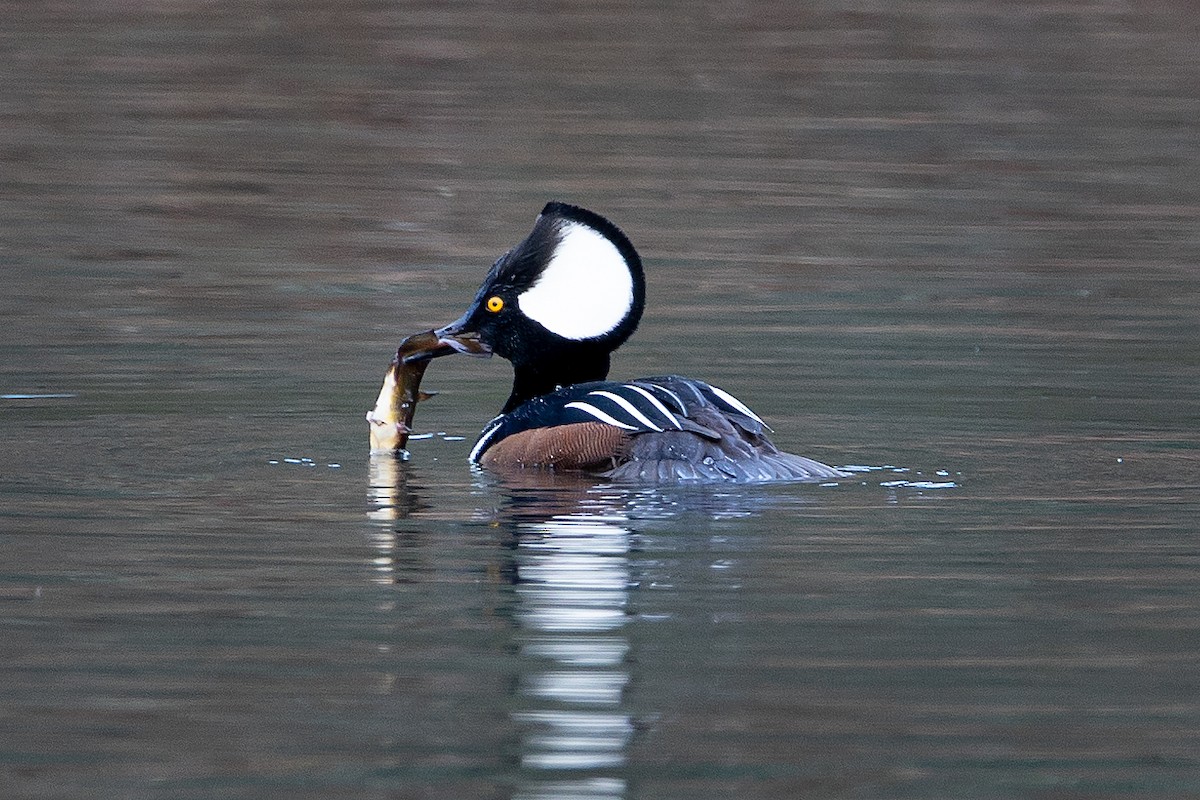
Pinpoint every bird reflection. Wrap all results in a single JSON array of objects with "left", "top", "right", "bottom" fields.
[
  {"left": 511, "top": 513, "right": 635, "bottom": 795},
  {"left": 367, "top": 460, "right": 638, "bottom": 800},
  {"left": 365, "top": 461, "right": 818, "bottom": 799}
]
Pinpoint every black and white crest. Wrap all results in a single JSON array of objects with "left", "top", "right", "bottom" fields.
[
  {"left": 491, "top": 202, "right": 646, "bottom": 342},
  {"left": 435, "top": 203, "right": 648, "bottom": 414}
]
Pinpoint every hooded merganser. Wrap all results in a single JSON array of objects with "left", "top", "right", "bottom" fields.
[{"left": 423, "top": 202, "right": 846, "bottom": 482}]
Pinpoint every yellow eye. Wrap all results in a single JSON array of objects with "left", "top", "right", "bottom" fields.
[{"left": 486, "top": 296, "right": 504, "bottom": 313}]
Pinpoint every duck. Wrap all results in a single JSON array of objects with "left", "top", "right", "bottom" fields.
[{"left": 423, "top": 202, "right": 846, "bottom": 483}]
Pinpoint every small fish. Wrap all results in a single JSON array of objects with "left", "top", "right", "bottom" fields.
[
  {"left": 366, "top": 329, "right": 489, "bottom": 456},
  {"left": 367, "top": 331, "right": 439, "bottom": 456}
]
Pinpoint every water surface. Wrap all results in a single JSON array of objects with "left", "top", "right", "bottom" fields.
[{"left": 2, "top": 2, "right": 1199, "bottom": 798}]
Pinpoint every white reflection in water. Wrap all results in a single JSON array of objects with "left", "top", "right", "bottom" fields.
[
  {"left": 514, "top": 776, "right": 626, "bottom": 800},
  {"left": 367, "top": 453, "right": 401, "bottom": 524},
  {"left": 523, "top": 639, "right": 628, "bottom": 666},
  {"left": 527, "top": 671, "right": 629, "bottom": 705},
  {"left": 514, "top": 515, "right": 634, "bottom": 798},
  {"left": 366, "top": 455, "right": 426, "bottom": 586}
]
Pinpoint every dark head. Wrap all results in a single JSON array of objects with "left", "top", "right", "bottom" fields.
[{"left": 434, "top": 203, "right": 646, "bottom": 412}]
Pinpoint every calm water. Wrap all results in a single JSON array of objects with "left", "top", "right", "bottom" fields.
[{"left": 3, "top": 2, "right": 1199, "bottom": 798}]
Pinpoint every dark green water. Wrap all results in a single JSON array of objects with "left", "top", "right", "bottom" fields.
[{"left": 2, "top": 2, "right": 1199, "bottom": 798}]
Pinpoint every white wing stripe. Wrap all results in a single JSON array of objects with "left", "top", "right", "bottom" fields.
[
  {"left": 589, "top": 390, "right": 664, "bottom": 431},
  {"left": 565, "top": 401, "right": 640, "bottom": 430},
  {"left": 639, "top": 382, "right": 686, "bottom": 412},
  {"left": 622, "top": 384, "right": 683, "bottom": 429},
  {"left": 708, "top": 384, "right": 768, "bottom": 426}
]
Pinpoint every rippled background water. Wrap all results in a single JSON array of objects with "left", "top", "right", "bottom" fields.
[{"left": 3, "top": 2, "right": 1199, "bottom": 798}]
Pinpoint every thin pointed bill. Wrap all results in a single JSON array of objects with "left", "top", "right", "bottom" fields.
[{"left": 432, "top": 317, "right": 493, "bottom": 359}]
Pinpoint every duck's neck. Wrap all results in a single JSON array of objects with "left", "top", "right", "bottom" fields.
[{"left": 503, "top": 351, "right": 611, "bottom": 413}]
